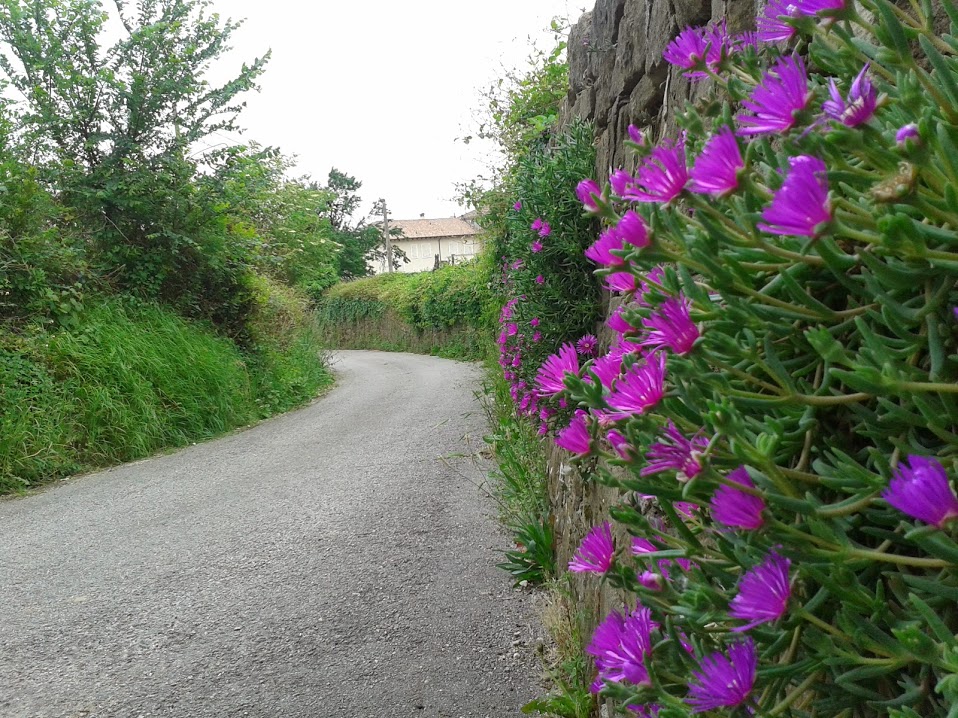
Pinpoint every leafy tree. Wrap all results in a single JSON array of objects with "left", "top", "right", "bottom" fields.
[{"left": 0, "top": 0, "right": 270, "bottom": 335}]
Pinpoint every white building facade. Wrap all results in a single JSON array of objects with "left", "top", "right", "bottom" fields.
[{"left": 377, "top": 217, "right": 482, "bottom": 274}]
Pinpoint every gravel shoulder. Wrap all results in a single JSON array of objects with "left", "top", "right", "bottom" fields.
[{"left": 0, "top": 350, "right": 543, "bottom": 717}]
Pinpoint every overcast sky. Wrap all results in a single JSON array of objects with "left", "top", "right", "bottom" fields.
[{"left": 205, "top": 1, "right": 587, "bottom": 223}]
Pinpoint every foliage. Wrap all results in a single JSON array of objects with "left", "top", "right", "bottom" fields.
[
  {"left": 538, "top": 2, "right": 958, "bottom": 716},
  {"left": 0, "top": 296, "right": 330, "bottom": 494}
]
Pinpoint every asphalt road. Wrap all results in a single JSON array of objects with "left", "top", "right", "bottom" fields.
[{"left": 0, "top": 350, "right": 542, "bottom": 718}]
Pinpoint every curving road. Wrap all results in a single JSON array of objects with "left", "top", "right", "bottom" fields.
[{"left": 0, "top": 351, "right": 542, "bottom": 717}]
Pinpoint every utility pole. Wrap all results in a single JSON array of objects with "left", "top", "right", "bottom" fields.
[{"left": 381, "top": 199, "right": 393, "bottom": 273}]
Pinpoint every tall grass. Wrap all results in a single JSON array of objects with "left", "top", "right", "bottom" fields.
[{"left": 0, "top": 298, "right": 330, "bottom": 493}]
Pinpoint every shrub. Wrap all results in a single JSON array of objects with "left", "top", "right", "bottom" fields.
[{"left": 536, "top": 2, "right": 958, "bottom": 716}]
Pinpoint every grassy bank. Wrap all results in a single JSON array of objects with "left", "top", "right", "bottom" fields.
[
  {"left": 0, "top": 297, "right": 330, "bottom": 494},
  {"left": 316, "top": 264, "right": 491, "bottom": 361}
]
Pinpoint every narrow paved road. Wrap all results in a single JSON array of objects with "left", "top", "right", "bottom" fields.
[{"left": 0, "top": 351, "right": 542, "bottom": 717}]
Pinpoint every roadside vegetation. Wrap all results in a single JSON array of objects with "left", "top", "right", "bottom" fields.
[{"left": 0, "top": 0, "right": 383, "bottom": 492}]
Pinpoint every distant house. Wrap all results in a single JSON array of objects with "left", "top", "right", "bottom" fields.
[{"left": 377, "top": 216, "right": 482, "bottom": 274}]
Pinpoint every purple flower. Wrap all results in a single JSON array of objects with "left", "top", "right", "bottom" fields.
[
  {"left": 588, "top": 352, "right": 624, "bottom": 389},
  {"left": 531, "top": 218, "right": 543, "bottom": 232},
  {"left": 641, "top": 295, "right": 700, "bottom": 355},
  {"left": 606, "top": 429, "right": 633, "bottom": 459},
  {"left": 737, "top": 55, "right": 812, "bottom": 136},
  {"left": 535, "top": 274, "right": 545, "bottom": 285},
  {"left": 587, "top": 604, "right": 658, "bottom": 689},
  {"left": 531, "top": 240, "right": 543, "bottom": 253},
  {"left": 569, "top": 521, "right": 615, "bottom": 573},
  {"left": 586, "top": 227, "right": 628, "bottom": 267},
  {"left": 641, "top": 421, "right": 708, "bottom": 480},
  {"left": 801, "top": 0, "right": 847, "bottom": 13},
  {"left": 604, "top": 353, "right": 666, "bottom": 420},
  {"left": 616, "top": 210, "right": 650, "bottom": 248},
  {"left": 758, "top": 155, "right": 832, "bottom": 238},
  {"left": 576, "top": 178, "right": 604, "bottom": 212},
  {"left": 729, "top": 551, "right": 792, "bottom": 631},
  {"left": 513, "top": 200, "right": 522, "bottom": 211},
  {"left": 532, "top": 330, "right": 542, "bottom": 342},
  {"left": 690, "top": 126, "right": 744, "bottom": 196},
  {"left": 539, "top": 222, "right": 552, "bottom": 237},
  {"left": 823, "top": 64, "right": 877, "bottom": 127},
  {"left": 535, "top": 343, "right": 580, "bottom": 396},
  {"left": 711, "top": 466, "right": 766, "bottom": 530},
  {"left": 530, "top": 317, "right": 540, "bottom": 327},
  {"left": 663, "top": 24, "right": 725, "bottom": 78},
  {"left": 555, "top": 410, "right": 592, "bottom": 456},
  {"left": 687, "top": 638, "right": 758, "bottom": 713},
  {"left": 576, "top": 334, "right": 599, "bottom": 356},
  {"left": 606, "top": 271, "right": 638, "bottom": 293},
  {"left": 896, "top": 123, "right": 920, "bottom": 145},
  {"left": 637, "top": 570, "right": 664, "bottom": 591},
  {"left": 628, "top": 704, "right": 660, "bottom": 718},
  {"left": 628, "top": 124, "right": 645, "bottom": 145},
  {"left": 756, "top": 0, "right": 802, "bottom": 43},
  {"left": 883, "top": 455, "right": 958, "bottom": 528},
  {"left": 608, "top": 304, "right": 638, "bottom": 334},
  {"left": 624, "top": 139, "right": 689, "bottom": 203}
]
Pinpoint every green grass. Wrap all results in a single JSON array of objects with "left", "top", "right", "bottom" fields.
[{"left": 0, "top": 298, "right": 331, "bottom": 493}]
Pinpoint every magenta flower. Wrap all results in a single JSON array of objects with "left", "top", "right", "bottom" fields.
[
  {"left": 608, "top": 304, "right": 638, "bottom": 334},
  {"left": 823, "top": 65, "right": 877, "bottom": 127},
  {"left": 555, "top": 410, "right": 592, "bottom": 456},
  {"left": 616, "top": 210, "right": 650, "bottom": 248},
  {"left": 641, "top": 295, "right": 700, "bottom": 355},
  {"left": 576, "top": 334, "right": 599, "bottom": 356},
  {"left": 883, "top": 455, "right": 958, "bottom": 528},
  {"left": 663, "top": 24, "right": 725, "bottom": 78},
  {"left": 530, "top": 317, "right": 539, "bottom": 327},
  {"left": 637, "top": 570, "right": 664, "bottom": 591},
  {"left": 531, "top": 218, "right": 543, "bottom": 232},
  {"left": 535, "top": 274, "right": 545, "bottom": 285},
  {"left": 690, "top": 126, "right": 744, "bottom": 196},
  {"left": 623, "top": 139, "right": 689, "bottom": 203},
  {"left": 606, "top": 271, "right": 638, "bottom": 294},
  {"left": 604, "top": 353, "right": 666, "bottom": 420},
  {"left": 531, "top": 240, "right": 543, "bottom": 253},
  {"left": 610, "top": 168, "right": 636, "bottom": 198},
  {"left": 758, "top": 155, "right": 832, "bottom": 238},
  {"left": 513, "top": 200, "right": 522, "bottom": 211},
  {"left": 641, "top": 421, "right": 708, "bottom": 480},
  {"left": 535, "top": 343, "right": 580, "bottom": 396},
  {"left": 587, "top": 604, "right": 658, "bottom": 689},
  {"left": 736, "top": 55, "right": 812, "bottom": 136},
  {"left": 628, "top": 124, "right": 645, "bottom": 145},
  {"left": 896, "top": 123, "right": 920, "bottom": 145},
  {"left": 577, "top": 178, "right": 604, "bottom": 211},
  {"left": 586, "top": 227, "right": 628, "bottom": 267},
  {"left": 756, "top": 0, "right": 801, "bottom": 43},
  {"left": 539, "top": 221, "right": 552, "bottom": 237},
  {"left": 606, "top": 429, "right": 633, "bottom": 459},
  {"left": 687, "top": 638, "right": 758, "bottom": 713},
  {"left": 588, "top": 352, "right": 624, "bottom": 389},
  {"left": 711, "top": 466, "right": 766, "bottom": 530},
  {"left": 729, "top": 551, "right": 792, "bottom": 631},
  {"left": 569, "top": 521, "right": 615, "bottom": 573}
]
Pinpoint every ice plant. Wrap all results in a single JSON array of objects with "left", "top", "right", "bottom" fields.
[
  {"left": 737, "top": 55, "right": 812, "bottom": 135},
  {"left": 663, "top": 24, "right": 726, "bottom": 78},
  {"left": 896, "top": 123, "right": 920, "bottom": 145},
  {"left": 586, "top": 227, "right": 628, "bottom": 267},
  {"left": 641, "top": 295, "right": 700, "bottom": 355},
  {"left": 758, "top": 155, "right": 832, "bottom": 238},
  {"left": 628, "top": 124, "right": 645, "bottom": 145},
  {"left": 576, "top": 178, "right": 604, "bottom": 211},
  {"left": 539, "top": 221, "right": 552, "bottom": 237},
  {"left": 606, "top": 429, "right": 633, "bottom": 459},
  {"left": 690, "top": 126, "right": 743, "bottom": 196},
  {"left": 589, "top": 351, "right": 624, "bottom": 389},
  {"left": 823, "top": 65, "right": 877, "bottom": 127},
  {"left": 641, "top": 421, "right": 708, "bottom": 480},
  {"left": 569, "top": 521, "right": 615, "bottom": 573},
  {"left": 729, "top": 551, "right": 792, "bottom": 631},
  {"left": 535, "top": 343, "right": 579, "bottom": 396},
  {"left": 555, "top": 410, "right": 592, "bottom": 456},
  {"left": 576, "top": 334, "right": 598, "bottom": 356},
  {"left": 606, "top": 271, "right": 638, "bottom": 293},
  {"left": 513, "top": 200, "right": 522, "bottom": 211},
  {"left": 616, "top": 210, "right": 650, "bottom": 248},
  {"left": 604, "top": 353, "right": 666, "bottom": 420},
  {"left": 620, "top": 139, "right": 688, "bottom": 204},
  {"left": 530, "top": 240, "right": 543, "bottom": 253},
  {"left": 587, "top": 604, "right": 657, "bottom": 689},
  {"left": 687, "top": 638, "right": 758, "bottom": 713},
  {"left": 711, "top": 466, "right": 766, "bottom": 530},
  {"left": 608, "top": 304, "right": 638, "bottom": 334},
  {"left": 882, "top": 455, "right": 958, "bottom": 528},
  {"left": 756, "top": 0, "right": 801, "bottom": 43}
]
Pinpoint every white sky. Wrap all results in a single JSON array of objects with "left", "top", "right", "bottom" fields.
[{"left": 206, "top": 0, "right": 587, "bottom": 223}]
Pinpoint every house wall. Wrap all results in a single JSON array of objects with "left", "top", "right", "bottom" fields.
[{"left": 392, "top": 236, "right": 482, "bottom": 274}]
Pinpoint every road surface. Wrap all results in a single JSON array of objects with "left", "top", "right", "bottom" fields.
[{"left": 0, "top": 351, "right": 542, "bottom": 717}]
